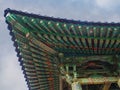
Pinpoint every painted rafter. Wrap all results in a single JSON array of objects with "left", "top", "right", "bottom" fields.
[{"left": 5, "top": 9, "right": 120, "bottom": 90}]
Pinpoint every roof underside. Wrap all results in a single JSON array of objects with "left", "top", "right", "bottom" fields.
[
  {"left": 5, "top": 9, "right": 120, "bottom": 57},
  {"left": 4, "top": 9, "right": 120, "bottom": 90}
]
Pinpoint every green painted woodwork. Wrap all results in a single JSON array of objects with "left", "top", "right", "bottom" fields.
[
  {"left": 5, "top": 10, "right": 120, "bottom": 90},
  {"left": 6, "top": 13, "right": 120, "bottom": 57}
]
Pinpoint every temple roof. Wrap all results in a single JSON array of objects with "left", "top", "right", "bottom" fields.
[
  {"left": 4, "top": 9, "right": 120, "bottom": 57},
  {"left": 4, "top": 8, "right": 120, "bottom": 90}
]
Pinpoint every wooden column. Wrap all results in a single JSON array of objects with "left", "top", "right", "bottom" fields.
[
  {"left": 102, "top": 83, "right": 111, "bottom": 90},
  {"left": 59, "top": 76, "right": 63, "bottom": 90},
  {"left": 72, "top": 82, "right": 82, "bottom": 90},
  {"left": 117, "top": 78, "right": 120, "bottom": 87}
]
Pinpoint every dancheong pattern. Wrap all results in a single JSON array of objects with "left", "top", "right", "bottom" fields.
[{"left": 4, "top": 8, "right": 120, "bottom": 90}]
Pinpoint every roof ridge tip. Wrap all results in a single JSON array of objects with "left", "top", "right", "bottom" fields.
[{"left": 4, "top": 8, "right": 11, "bottom": 17}]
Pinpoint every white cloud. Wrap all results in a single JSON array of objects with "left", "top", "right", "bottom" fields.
[
  {"left": 0, "top": 53, "right": 27, "bottom": 90},
  {"left": 108, "top": 14, "right": 120, "bottom": 22},
  {"left": 95, "top": 0, "right": 120, "bottom": 9}
]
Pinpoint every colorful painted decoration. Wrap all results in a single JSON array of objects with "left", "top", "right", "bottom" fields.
[{"left": 5, "top": 8, "right": 120, "bottom": 90}]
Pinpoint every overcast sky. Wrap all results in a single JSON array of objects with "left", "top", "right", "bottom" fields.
[{"left": 0, "top": 0, "right": 120, "bottom": 90}]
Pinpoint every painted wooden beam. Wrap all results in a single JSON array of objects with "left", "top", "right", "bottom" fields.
[{"left": 77, "top": 77, "right": 118, "bottom": 85}]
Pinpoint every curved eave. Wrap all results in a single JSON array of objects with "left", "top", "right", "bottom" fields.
[
  {"left": 4, "top": 8, "right": 120, "bottom": 27},
  {"left": 4, "top": 12, "right": 31, "bottom": 90}
]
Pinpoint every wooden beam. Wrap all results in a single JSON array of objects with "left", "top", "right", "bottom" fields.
[{"left": 77, "top": 77, "right": 118, "bottom": 85}]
